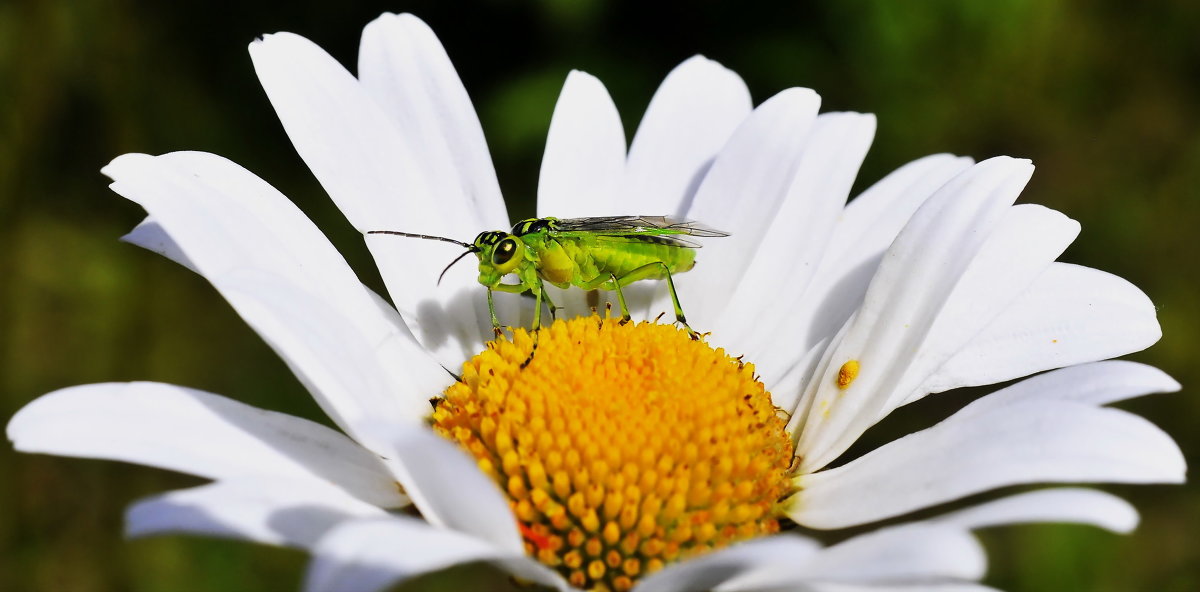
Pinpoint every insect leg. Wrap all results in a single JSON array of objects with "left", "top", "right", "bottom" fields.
[
  {"left": 488, "top": 282, "right": 531, "bottom": 337},
  {"left": 659, "top": 264, "right": 699, "bottom": 340},
  {"left": 522, "top": 277, "right": 547, "bottom": 368},
  {"left": 609, "top": 273, "right": 633, "bottom": 325},
  {"left": 532, "top": 282, "right": 544, "bottom": 331},
  {"left": 543, "top": 289, "right": 561, "bottom": 321},
  {"left": 487, "top": 288, "right": 502, "bottom": 337},
  {"left": 585, "top": 289, "right": 600, "bottom": 313},
  {"left": 610, "top": 262, "right": 698, "bottom": 339}
]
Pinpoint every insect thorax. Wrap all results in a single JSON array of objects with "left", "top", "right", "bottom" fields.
[{"left": 511, "top": 217, "right": 557, "bottom": 236}]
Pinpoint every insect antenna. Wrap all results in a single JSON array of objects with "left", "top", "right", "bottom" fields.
[
  {"left": 437, "top": 249, "right": 478, "bottom": 285},
  {"left": 366, "top": 230, "right": 472, "bottom": 249},
  {"left": 367, "top": 230, "right": 480, "bottom": 285}
]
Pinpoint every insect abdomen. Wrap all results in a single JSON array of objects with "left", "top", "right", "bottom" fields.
[{"left": 562, "top": 237, "right": 696, "bottom": 286}]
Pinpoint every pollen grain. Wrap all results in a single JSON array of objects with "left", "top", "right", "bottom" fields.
[{"left": 836, "top": 360, "right": 860, "bottom": 390}]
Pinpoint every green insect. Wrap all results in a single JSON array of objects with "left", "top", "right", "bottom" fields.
[{"left": 369, "top": 215, "right": 728, "bottom": 353}]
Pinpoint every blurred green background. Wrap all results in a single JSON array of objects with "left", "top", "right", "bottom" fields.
[{"left": 2, "top": 0, "right": 1197, "bottom": 590}]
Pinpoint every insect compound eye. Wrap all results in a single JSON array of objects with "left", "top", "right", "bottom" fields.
[{"left": 491, "top": 238, "right": 519, "bottom": 266}]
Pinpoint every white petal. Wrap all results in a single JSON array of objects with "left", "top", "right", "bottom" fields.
[
  {"left": 623, "top": 55, "right": 752, "bottom": 215},
  {"left": 788, "top": 399, "right": 1184, "bottom": 529},
  {"left": 754, "top": 155, "right": 974, "bottom": 401},
  {"left": 680, "top": 524, "right": 983, "bottom": 592},
  {"left": 537, "top": 70, "right": 627, "bottom": 218},
  {"left": 960, "top": 360, "right": 1180, "bottom": 412},
  {"left": 304, "top": 516, "right": 567, "bottom": 592},
  {"left": 534, "top": 70, "right": 629, "bottom": 320},
  {"left": 790, "top": 523, "right": 986, "bottom": 584},
  {"left": 784, "top": 312, "right": 857, "bottom": 438},
  {"left": 792, "top": 157, "right": 1036, "bottom": 472},
  {"left": 770, "top": 337, "right": 829, "bottom": 417},
  {"left": 250, "top": 31, "right": 496, "bottom": 368},
  {"left": 884, "top": 203, "right": 1080, "bottom": 409},
  {"left": 664, "top": 87, "right": 821, "bottom": 324},
  {"left": 918, "top": 264, "right": 1163, "bottom": 397},
  {"left": 357, "top": 13, "right": 508, "bottom": 229},
  {"left": 934, "top": 488, "right": 1139, "bottom": 534},
  {"left": 122, "top": 217, "right": 196, "bottom": 272},
  {"left": 103, "top": 152, "right": 445, "bottom": 444},
  {"left": 780, "top": 154, "right": 974, "bottom": 358},
  {"left": 126, "top": 477, "right": 387, "bottom": 548},
  {"left": 7, "top": 382, "right": 404, "bottom": 508},
  {"left": 716, "top": 112, "right": 876, "bottom": 358},
  {"left": 633, "top": 535, "right": 821, "bottom": 592},
  {"left": 797, "top": 585, "right": 998, "bottom": 592},
  {"left": 224, "top": 270, "right": 456, "bottom": 452},
  {"left": 250, "top": 32, "right": 465, "bottom": 230},
  {"left": 366, "top": 424, "right": 523, "bottom": 554},
  {"left": 825, "top": 155, "right": 976, "bottom": 273}
]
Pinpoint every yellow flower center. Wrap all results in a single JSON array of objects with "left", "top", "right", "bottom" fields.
[{"left": 431, "top": 317, "right": 795, "bottom": 591}]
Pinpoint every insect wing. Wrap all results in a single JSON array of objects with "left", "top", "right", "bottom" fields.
[
  {"left": 553, "top": 215, "right": 728, "bottom": 236},
  {"left": 550, "top": 216, "right": 729, "bottom": 247},
  {"left": 582, "top": 234, "right": 704, "bottom": 248}
]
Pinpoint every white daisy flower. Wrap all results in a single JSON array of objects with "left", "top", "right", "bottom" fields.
[{"left": 7, "top": 12, "right": 1184, "bottom": 592}]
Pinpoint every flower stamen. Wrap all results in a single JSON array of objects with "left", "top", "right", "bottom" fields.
[{"left": 432, "top": 317, "right": 795, "bottom": 590}]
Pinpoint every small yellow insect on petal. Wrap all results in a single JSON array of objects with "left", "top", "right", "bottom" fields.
[{"left": 836, "top": 360, "right": 860, "bottom": 390}]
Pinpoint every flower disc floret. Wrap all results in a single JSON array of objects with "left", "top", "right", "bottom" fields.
[{"left": 432, "top": 317, "right": 795, "bottom": 591}]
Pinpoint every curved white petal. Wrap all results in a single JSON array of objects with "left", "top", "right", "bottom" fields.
[
  {"left": 122, "top": 217, "right": 196, "bottom": 272},
  {"left": 883, "top": 203, "right": 1080, "bottom": 410},
  {"left": 103, "top": 152, "right": 444, "bottom": 443},
  {"left": 7, "top": 382, "right": 404, "bottom": 508},
  {"left": 960, "top": 360, "right": 1180, "bottom": 413},
  {"left": 788, "top": 399, "right": 1184, "bottom": 529},
  {"left": 934, "top": 488, "right": 1139, "bottom": 534},
  {"left": 797, "top": 585, "right": 999, "bottom": 592},
  {"left": 770, "top": 337, "right": 829, "bottom": 416},
  {"left": 917, "top": 264, "right": 1163, "bottom": 398},
  {"left": 716, "top": 112, "right": 876, "bottom": 358},
  {"left": 623, "top": 55, "right": 752, "bottom": 215},
  {"left": 535, "top": 70, "right": 628, "bottom": 320},
  {"left": 537, "top": 70, "right": 627, "bottom": 218},
  {"left": 826, "top": 155, "right": 976, "bottom": 270},
  {"left": 662, "top": 87, "right": 821, "bottom": 324},
  {"left": 792, "top": 523, "right": 986, "bottom": 585},
  {"left": 778, "top": 154, "right": 974, "bottom": 361},
  {"left": 366, "top": 424, "right": 523, "bottom": 553},
  {"left": 632, "top": 535, "right": 821, "bottom": 592},
  {"left": 124, "top": 216, "right": 403, "bottom": 342},
  {"left": 644, "top": 523, "right": 983, "bottom": 592},
  {"left": 304, "top": 516, "right": 567, "bottom": 592},
  {"left": 250, "top": 30, "right": 497, "bottom": 368},
  {"left": 126, "top": 477, "right": 387, "bottom": 548},
  {"left": 357, "top": 12, "right": 508, "bottom": 229},
  {"left": 250, "top": 31, "right": 472, "bottom": 231},
  {"left": 792, "top": 157, "right": 1037, "bottom": 472},
  {"left": 225, "top": 269, "right": 455, "bottom": 453},
  {"left": 785, "top": 311, "right": 857, "bottom": 438}
]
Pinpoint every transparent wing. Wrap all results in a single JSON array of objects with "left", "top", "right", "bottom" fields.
[
  {"left": 584, "top": 234, "right": 704, "bottom": 248},
  {"left": 551, "top": 215, "right": 730, "bottom": 240}
]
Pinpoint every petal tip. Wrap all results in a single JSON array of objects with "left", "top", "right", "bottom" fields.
[
  {"left": 678, "top": 54, "right": 726, "bottom": 71},
  {"left": 565, "top": 69, "right": 601, "bottom": 84},
  {"left": 248, "top": 31, "right": 313, "bottom": 59},
  {"left": 101, "top": 152, "right": 152, "bottom": 180}
]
